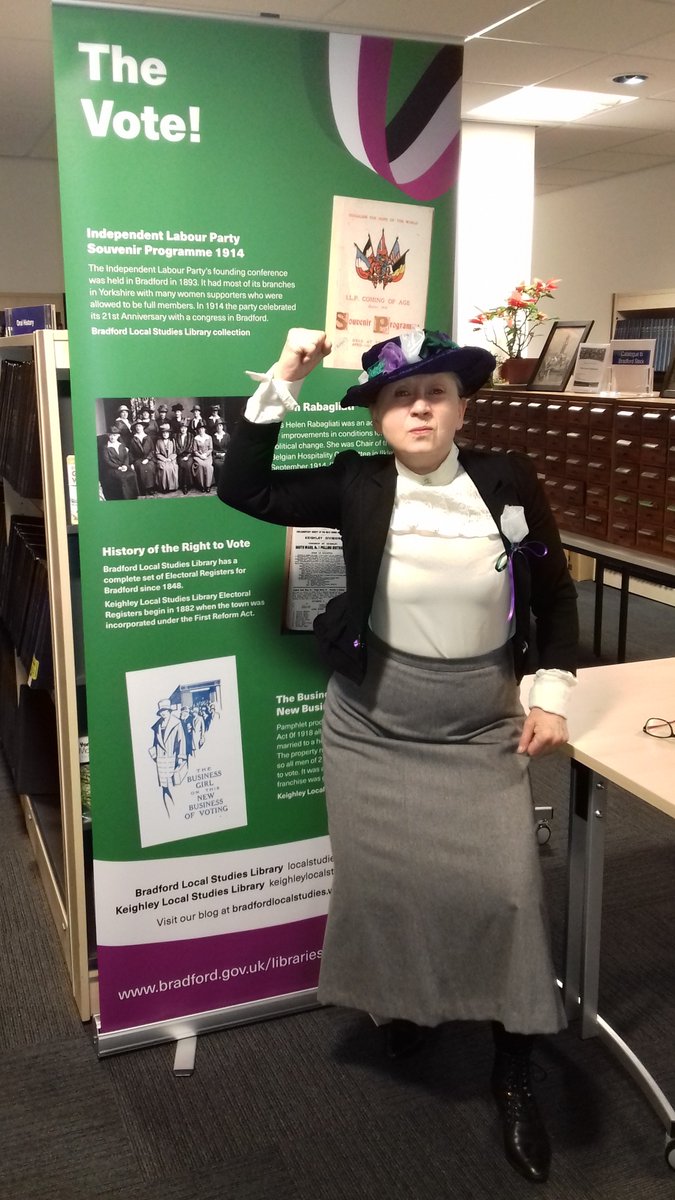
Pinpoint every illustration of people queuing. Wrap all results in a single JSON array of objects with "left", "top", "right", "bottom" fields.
[{"left": 149, "top": 694, "right": 219, "bottom": 815}]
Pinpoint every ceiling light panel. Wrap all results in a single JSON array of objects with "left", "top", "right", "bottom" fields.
[{"left": 468, "top": 85, "right": 638, "bottom": 123}]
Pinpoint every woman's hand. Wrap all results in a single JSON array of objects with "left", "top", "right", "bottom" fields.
[
  {"left": 518, "top": 707, "right": 568, "bottom": 757},
  {"left": 274, "top": 328, "right": 332, "bottom": 382}
]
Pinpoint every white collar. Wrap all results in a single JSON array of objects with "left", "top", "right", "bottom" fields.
[{"left": 394, "top": 443, "right": 459, "bottom": 490}]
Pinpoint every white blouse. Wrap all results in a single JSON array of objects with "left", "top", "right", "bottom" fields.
[{"left": 370, "top": 448, "right": 512, "bottom": 659}]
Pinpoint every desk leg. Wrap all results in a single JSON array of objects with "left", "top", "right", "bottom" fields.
[
  {"left": 563, "top": 761, "right": 587, "bottom": 1017},
  {"left": 565, "top": 763, "right": 675, "bottom": 1147},
  {"left": 593, "top": 559, "right": 604, "bottom": 657},
  {"left": 618, "top": 571, "right": 630, "bottom": 663},
  {"left": 579, "top": 773, "right": 606, "bottom": 1038},
  {"left": 563, "top": 763, "right": 606, "bottom": 1037}
]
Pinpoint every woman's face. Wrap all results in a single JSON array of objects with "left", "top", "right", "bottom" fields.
[{"left": 370, "top": 372, "right": 466, "bottom": 475}]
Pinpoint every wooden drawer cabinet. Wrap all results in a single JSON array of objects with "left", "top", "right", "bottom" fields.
[
  {"left": 473, "top": 388, "right": 675, "bottom": 563},
  {"left": 586, "top": 485, "right": 609, "bottom": 512},
  {"left": 587, "top": 458, "right": 611, "bottom": 486},
  {"left": 613, "top": 462, "right": 640, "bottom": 491},
  {"left": 639, "top": 467, "right": 665, "bottom": 496},
  {"left": 614, "top": 406, "right": 642, "bottom": 436},
  {"left": 610, "top": 518, "right": 637, "bottom": 548},
  {"left": 664, "top": 501, "right": 675, "bottom": 530},
  {"left": 546, "top": 401, "right": 567, "bottom": 427},
  {"left": 566, "top": 454, "right": 587, "bottom": 482},
  {"left": 567, "top": 401, "right": 589, "bottom": 429},
  {"left": 611, "top": 491, "right": 637, "bottom": 522},
  {"left": 585, "top": 511, "right": 608, "bottom": 538},
  {"left": 641, "top": 439, "right": 667, "bottom": 467},
  {"left": 508, "top": 423, "right": 527, "bottom": 449},
  {"left": 589, "top": 402, "right": 613, "bottom": 430},
  {"left": 590, "top": 430, "right": 613, "bottom": 456},
  {"left": 561, "top": 505, "right": 584, "bottom": 531},
  {"left": 614, "top": 436, "right": 641, "bottom": 463},
  {"left": 561, "top": 479, "right": 585, "bottom": 506},
  {"left": 642, "top": 407, "right": 669, "bottom": 436},
  {"left": 636, "top": 526, "right": 663, "bottom": 552},
  {"left": 636, "top": 495, "right": 664, "bottom": 528}
]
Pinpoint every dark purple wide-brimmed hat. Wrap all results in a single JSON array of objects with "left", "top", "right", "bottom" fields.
[{"left": 340, "top": 328, "right": 496, "bottom": 408}]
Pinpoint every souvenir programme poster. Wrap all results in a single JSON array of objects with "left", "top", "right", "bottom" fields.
[{"left": 325, "top": 195, "right": 434, "bottom": 370}]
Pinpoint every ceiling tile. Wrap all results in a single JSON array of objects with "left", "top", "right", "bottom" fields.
[
  {"left": 463, "top": 37, "right": 603, "bottom": 87},
  {"left": 74, "top": 0, "right": 342, "bottom": 17},
  {"left": 498, "top": 0, "right": 675, "bottom": 53},
  {"left": 619, "top": 129, "right": 675, "bottom": 152},
  {"left": 0, "top": 38, "right": 55, "bottom": 108},
  {"left": 29, "top": 121, "right": 59, "bottom": 161},
  {"left": 535, "top": 125, "right": 652, "bottom": 165},
  {"left": 0, "top": 107, "right": 55, "bottom": 158},
  {"left": 542, "top": 52, "right": 675, "bottom": 96},
  {"left": 562, "top": 147, "right": 672, "bottom": 171},
  {"left": 460, "top": 82, "right": 521, "bottom": 116},
  {"left": 535, "top": 165, "right": 624, "bottom": 187},
  {"left": 576, "top": 96, "right": 675, "bottom": 129},
  {"left": 624, "top": 31, "right": 675, "bottom": 59},
  {"left": 313, "top": 0, "right": 526, "bottom": 38},
  {"left": 0, "top": 0, "right": 52, "bottom": 40}
]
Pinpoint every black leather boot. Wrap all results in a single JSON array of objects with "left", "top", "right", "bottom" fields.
[
  {"left": 385, "top": 1019, "right": 428, "bottom": 1059},
  {"left": 491, "top": 1049, "right": 551, "bottom": 1183}
]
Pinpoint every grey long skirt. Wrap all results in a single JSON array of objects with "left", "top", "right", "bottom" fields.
[{"left": 318, "top": 638, "right": 566, "bottom": 1034}]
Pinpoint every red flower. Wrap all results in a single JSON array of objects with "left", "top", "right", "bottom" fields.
[{"left": 470, "top": 276, "right": 560, "bottom": 358}]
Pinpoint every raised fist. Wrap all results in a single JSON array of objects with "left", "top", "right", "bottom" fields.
[{"left": 274, "top": 328, "right": 332, "bottom": 382}]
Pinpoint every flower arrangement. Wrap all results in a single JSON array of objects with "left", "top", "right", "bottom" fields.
[{"left": 470, "top": 278, "right": 560, "bottom": 359}]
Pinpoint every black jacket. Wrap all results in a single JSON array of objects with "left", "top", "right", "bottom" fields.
[{"left": 218, "top": 418, "right": 578, "bottom": 685}]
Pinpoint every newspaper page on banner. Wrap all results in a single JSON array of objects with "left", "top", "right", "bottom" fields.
[
  {"left": 325, "top": 195, "right": 434, "bottom": 370},
  {"left": 283, "top": 527, "right": 346, "bottom": 632}
]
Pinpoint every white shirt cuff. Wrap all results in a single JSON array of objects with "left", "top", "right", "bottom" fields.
[
  {"left": 243, "top": 365, "right": 303, "bottom": 424},
  {"left": 528, "top": 669, "right": 576, "bottom": 718}
]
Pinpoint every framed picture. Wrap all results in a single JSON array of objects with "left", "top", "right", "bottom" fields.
[
  {"left": 528, "top": 320, "right": 594, "bottom": 392},
  {"left": 661, "top": 347, "right": 675, "bottom": 398}
]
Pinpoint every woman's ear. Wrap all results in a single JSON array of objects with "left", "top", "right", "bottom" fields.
[
  {"left": 369, "top": 401, "right": 382, "bottom": 435},
  {"left": 457, "top": 398, "right": 468, "bottom": 429}
]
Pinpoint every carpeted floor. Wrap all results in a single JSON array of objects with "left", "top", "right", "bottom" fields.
[{"left": 3, "top": 579, "right": 675, "bottom": 1199}]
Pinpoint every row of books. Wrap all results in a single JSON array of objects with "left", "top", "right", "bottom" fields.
[
  {"left": 0, "top": 515, "right": 53, "bottom": 689},
  {"left": 0, "top": 357, "right": 42, "bottom": 498},
  {"left": 614, "top": 315, "right": 675, "bottom": 374}
]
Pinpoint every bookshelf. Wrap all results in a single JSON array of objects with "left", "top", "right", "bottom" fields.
[
  {"left": 612, "top": 290, "right": 675, "bottom": 382},
  {"left": 0, "top": 331, "right": 91, "bottom": 1020}
]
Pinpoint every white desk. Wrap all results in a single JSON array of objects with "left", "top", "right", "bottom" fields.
[{"left": 536, "top": 658, "right": 675, "bottom": 1164}]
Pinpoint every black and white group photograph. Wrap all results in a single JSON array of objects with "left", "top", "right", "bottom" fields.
[{"left": 96, "top": 395, "right": 247, "bottom": 501}]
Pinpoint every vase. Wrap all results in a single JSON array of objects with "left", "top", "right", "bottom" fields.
[{"left": 498, "top": 357, "right": 535, "bottom": 386}]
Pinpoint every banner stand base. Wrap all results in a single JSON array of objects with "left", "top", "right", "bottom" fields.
[
  {"left": 93, "top": 988, "right": 320, "bottom": 1058},
  {"left": 173, "top": 1035, "right": 197, "bottom": 1076}
]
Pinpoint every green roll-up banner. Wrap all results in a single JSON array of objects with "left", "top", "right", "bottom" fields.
[{"left": 52, "top": 1, "right": 461, "bottom": 1041}]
